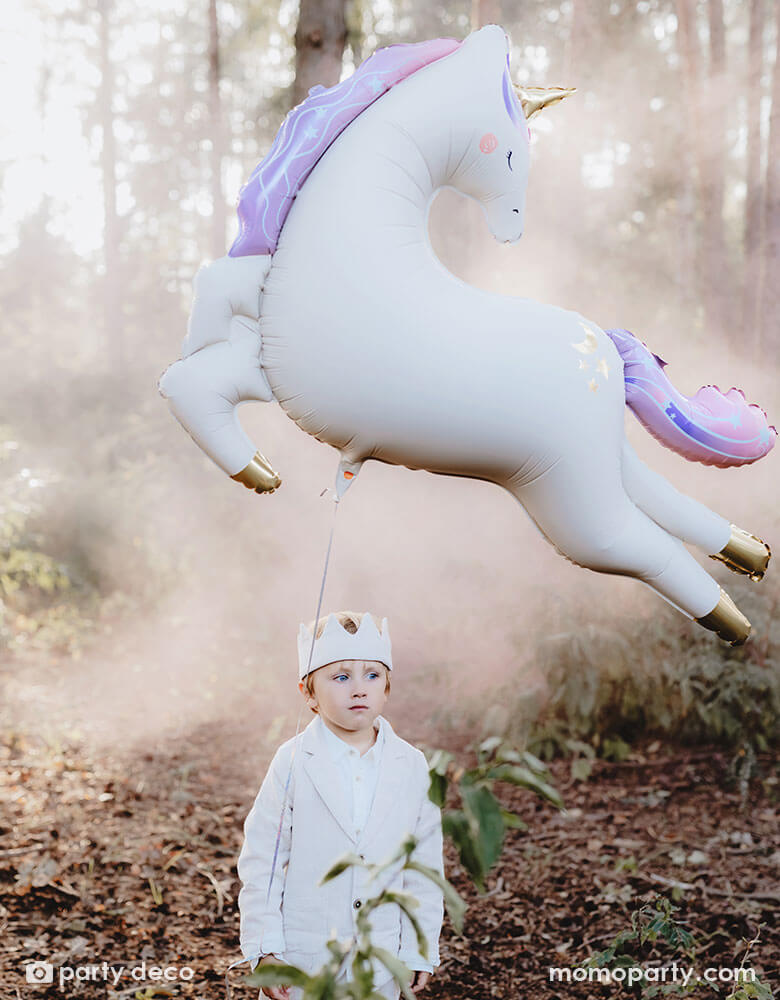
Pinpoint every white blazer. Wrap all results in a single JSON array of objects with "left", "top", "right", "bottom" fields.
[{"left": 237, "top": 715, "right": 444, "bottom": 983}]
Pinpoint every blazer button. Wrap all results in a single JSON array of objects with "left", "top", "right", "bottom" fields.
[
  {"left": 353, "top": 899, "right": 362, "bottom": 909},
  {"left": 359, "top": 854, "right": 365, "bottom": 861}
]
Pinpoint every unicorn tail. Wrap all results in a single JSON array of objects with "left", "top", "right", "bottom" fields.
[{"left": 605, "top": 328, "right": 776, "bottom": 468}]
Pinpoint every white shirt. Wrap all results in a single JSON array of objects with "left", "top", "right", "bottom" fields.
[
  {"left": 317, "top": 715, "right": 385, "bottom": 839},
  {"left": 318, "top": 716, "right": 431, "bottom": 974}
]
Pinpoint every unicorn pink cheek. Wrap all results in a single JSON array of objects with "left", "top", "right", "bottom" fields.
[{"left": 479, "top": 132, "right": 498, "bottom": 153}]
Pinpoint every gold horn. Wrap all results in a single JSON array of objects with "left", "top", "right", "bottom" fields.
[{"left": 515, "top": 85, "right": 576, "bottom": 121}]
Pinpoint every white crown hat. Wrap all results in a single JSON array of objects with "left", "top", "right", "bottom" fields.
[{"left": 298, "top": 613, "right": 392, "bottom": 679}]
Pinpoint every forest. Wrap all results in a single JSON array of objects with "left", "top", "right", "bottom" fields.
[{"left": 0, "top": 0, "right": 778, "bottom": 997}]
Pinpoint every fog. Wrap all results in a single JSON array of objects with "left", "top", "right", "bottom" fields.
[{"left": 2, "top": 1, "right": 777, "bottom": 764}]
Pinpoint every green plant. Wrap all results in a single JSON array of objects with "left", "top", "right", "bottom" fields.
[
  {"left": 515, "top": 601, "right": 779, "bottom": 763},
  {"left": 244, "top": 836, "right": 465, "bottom": 1000},
  {"left": 426, "top": 737, "right": 564, "bottom": 891},
  {"left": 725, "top": 928, "right": 774, "bottom": 1000},
  {"left": 584, "top": 896, "right": 773, "bottom": 998},
  {"left": 584, "top": 895, "right": 697, "bottom": 997},
  {"left": 242, "top": 740, "right": 561, "bottom": 998}
]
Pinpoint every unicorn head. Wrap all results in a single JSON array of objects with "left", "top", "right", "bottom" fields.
[
  {"left": 452, "top": 26, "right": 534, "bottom": 243},
  {"left": 411, "top": 26, "right": 538, "bottom": 245}
]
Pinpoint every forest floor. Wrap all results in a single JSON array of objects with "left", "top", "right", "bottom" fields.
[{"left": 1, "top": 663, "right": 778, "bottom": 1000}]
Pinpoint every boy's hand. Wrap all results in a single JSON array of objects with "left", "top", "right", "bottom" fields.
[
  {"left": 411, "top": 971, "right": 431, "bottom": 993},
  {"left": 257, "top": 954, "right": 291, "bottom": 1000}
]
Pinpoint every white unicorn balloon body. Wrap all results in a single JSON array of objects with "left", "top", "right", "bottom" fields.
[{"left": 161, "top": 26, "right": 771, "bottom": 643}]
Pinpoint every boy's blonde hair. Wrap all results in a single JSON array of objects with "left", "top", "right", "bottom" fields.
[{"left": 302, "top": 611, "right": 391, "bottom": 707}]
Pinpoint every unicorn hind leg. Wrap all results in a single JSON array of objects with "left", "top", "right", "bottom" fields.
[
  {"left": 512, "top": 459, "right": 751, "bottom": 644},
  {"left": 621, "top": 441, "right": 771, "bottom": 581}
]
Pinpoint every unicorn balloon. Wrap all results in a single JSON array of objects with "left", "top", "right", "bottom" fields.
[{"left": 160, "top": 25, "right": 773, "bottom": 645}]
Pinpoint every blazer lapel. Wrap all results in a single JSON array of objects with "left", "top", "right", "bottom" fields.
[
  {"left": 301, "top": 717, "right": 355, "bottom": 841},
  {"left": 356, "top": 717, "right": 406, "bottom": 848}
]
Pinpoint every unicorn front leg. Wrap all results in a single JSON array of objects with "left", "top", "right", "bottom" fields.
[
  {"left": 159, "top": 255, "right": 282, "bottom": 493},
  {"left": 511, "top": 454, "right": 752, "bottom": 645}
]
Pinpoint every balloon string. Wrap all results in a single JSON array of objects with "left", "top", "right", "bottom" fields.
[
  {"left": 266, "top": 494, "right": 341, "bottom": 906},
  {"left": 226, "top": 494, "right": 340, "bottom": 999}
]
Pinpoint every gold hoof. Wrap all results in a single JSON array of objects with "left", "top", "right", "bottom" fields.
[
  {"left": 231, "top": 451, "right": 282, "bottom": 494},
  {"left": 695, "top": 588, "right": 751, "bottom": 646},
  {"left": 710, "top": 525, "right": 771, "bottom": 582}
]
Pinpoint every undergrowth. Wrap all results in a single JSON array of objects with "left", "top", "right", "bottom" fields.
[{"left": 491, "top": 580, "right": 779, "bottom": 761}]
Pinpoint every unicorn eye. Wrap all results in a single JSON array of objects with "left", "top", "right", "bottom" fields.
[{"left": 507, "top": 150, "right": 513, "bottom": 171}]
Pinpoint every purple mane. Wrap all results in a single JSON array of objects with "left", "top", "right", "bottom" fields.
[{"left": 229, "top": 37, "right": 462, "bottom": 258}]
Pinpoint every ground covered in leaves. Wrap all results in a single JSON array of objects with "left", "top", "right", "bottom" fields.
[{"left": 1, "top": 708, "right": 777, "bottom": 1000}]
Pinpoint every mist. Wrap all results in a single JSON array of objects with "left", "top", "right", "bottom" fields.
[{"left": 1, "top": 0, "right": 777, "bottom": 769}]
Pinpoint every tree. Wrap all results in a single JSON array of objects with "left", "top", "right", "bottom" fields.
[
  {"left": 98, "top": 0, "right": 123, "bottom": 370},
  {"left": 743, "top": 0, "right": 765, "bottom": 349},
  {"left": 758, "top": 7, "right": 780, "bottom": 352},
  {"left": 208, "top": 0, "right": 227, "bottom": 258},
  {"left": 293, "top": 0, "right": 348, "bottom": 106}
]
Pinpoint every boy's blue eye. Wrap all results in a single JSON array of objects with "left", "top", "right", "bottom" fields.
[
  {"left": 366, "top": 672, "right": 380, "bottom": 680},
  {"left": 335, "top": 674, "right": 349, "bottom": 681}
]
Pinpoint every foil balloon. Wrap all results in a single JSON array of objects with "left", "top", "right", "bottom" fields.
[{"left": 160, "top": 25, "right": 773, "bottom": 645}]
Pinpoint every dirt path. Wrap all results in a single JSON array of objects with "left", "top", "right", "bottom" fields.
[{"left": 1, "top": 715, "right": 776, "bottom": 999}]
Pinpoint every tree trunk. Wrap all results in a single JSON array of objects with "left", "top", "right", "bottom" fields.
[
  {"left": 701, "top": 0, "right": 732, "bottom": 335},
  {"left": 293, "top": 0, "right": 348, "bottom": 107},
  {"left": 758, "top": 9, "right": 779, "bottom": 353},
  {"left": 471, "top": 0, "right": 501, "bottom": 29},
  {"left": 208, "top": 0, "right": 226, "bottom": 257},
  {"left": 674, "top": 0, "right": 703, "bottom": 320},
  {"left": 743, "top": 0, "right": 765, "bottom": 352},
  {"left": 98, "top": 0, "right": 123, "bottom": 369}
]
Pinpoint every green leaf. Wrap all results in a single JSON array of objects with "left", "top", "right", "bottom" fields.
[
  {"left": 486, "top": 763, "right": 565, "bottom": 810},
  {"left": 302, "top": 968, "right": 339, "bottom": 1000},
  {"left": 601, "top": 736, "right": 631, "bottom": 762},
  {"left": 478, "top": 736, "right": 503, "bottom": 759},
  {"left": 375, "top": 890, "right": 428, "bottom": 959},
  {"left": 426, "top": 748, "right": 454, "bottom": 775},
  {"left": 320, "top": 852, "right": 365, "bottom": 884},
  {"left": 519, "top": 749, "right": 549, "bottom": 773},
  {"left": 371, "top": 947, "right": 414, "bottom": 1000},
  {"left": 442, "top": 810, "right": 485, "bottom": 891},
  {"left": 427, "top": 770, "right": 448, "bottom": 808},
  {"left": 405, "top": 860, "right": 467, "bottom": 934},
  {"left": 571, "top": 756, "right": 594, "bottom": 782},
  {"left": 350, "top": 950, "right": 375, "bottom": 995},
  {"left": 245, "top": 963, "right": 311, "bottom": 989},
  {"left": 500, "top": 808, "right": 527, "bottom": 831},
  {"left": 366, "top": 837, "right": 418, "bottom": 884},
  {"left": 461, "top": 781, "right": 505, "bottom": 873}
]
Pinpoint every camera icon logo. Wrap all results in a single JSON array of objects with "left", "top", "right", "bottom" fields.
[{"left": 25, "top": 961, "right": 54, "bottom": 984}]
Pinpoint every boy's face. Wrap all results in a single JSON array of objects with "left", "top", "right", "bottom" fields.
[{"left": 299, "top": 659, "right": 389, "bottom": 738}]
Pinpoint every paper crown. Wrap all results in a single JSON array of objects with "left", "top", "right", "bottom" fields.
[{"left": 297, "top": 613, "right": 393, "bottom": 679}]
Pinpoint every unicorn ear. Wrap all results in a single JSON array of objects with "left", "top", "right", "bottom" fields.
[
  {"left": 460, "top": 24, "right": 511, "bottom": 92},
  {"left": 464, "top": 23, "right": 510, "bottom": 57}
]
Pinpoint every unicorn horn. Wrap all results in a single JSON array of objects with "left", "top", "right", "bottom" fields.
[{"left": 515, "top": 85, "right": 576, "bottom": 121}]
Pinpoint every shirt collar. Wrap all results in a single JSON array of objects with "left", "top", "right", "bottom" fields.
[{"left": 318, "top": 714, "right": 385, "bottom": 762}]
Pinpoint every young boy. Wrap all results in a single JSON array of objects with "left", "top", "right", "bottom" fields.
[{"left": 237, "top": 611, "right": 444, "bottom": 1000}]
